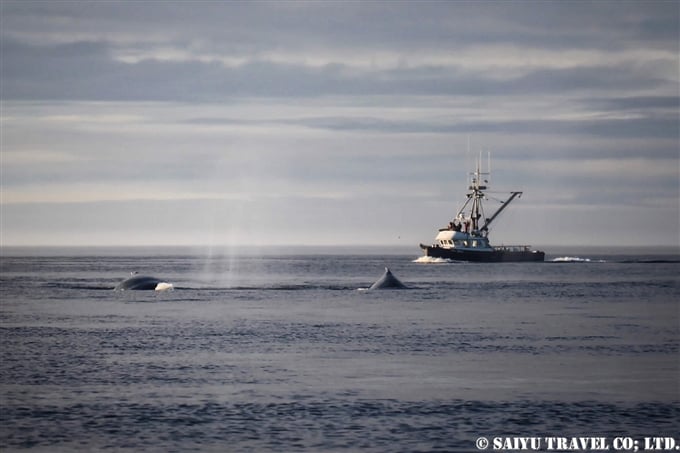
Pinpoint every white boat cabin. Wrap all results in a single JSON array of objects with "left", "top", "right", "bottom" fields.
[{"left": 434, "top": 230, "right": 493, "bottom": 251}]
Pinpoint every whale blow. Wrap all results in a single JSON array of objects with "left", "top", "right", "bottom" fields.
[{"left": 369, "top": 267, "right": 407, "bottom": 290}]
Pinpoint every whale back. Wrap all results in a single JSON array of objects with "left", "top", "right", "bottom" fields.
[
  {"left": 369, "top": 267, "right": 407, "bottom": 290},
  {"left": 115, "top": 275, "right": 164, "bottom": 291}
]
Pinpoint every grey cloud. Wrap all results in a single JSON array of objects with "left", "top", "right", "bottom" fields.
[
  {"left": 297, "top": 116, "right": 678, "bottom": 140},
  {"left": 587, "top": 96, "right": 680, "bottom": 112},
  {"left": 2, "top": 38, "right": 673, "bottom": 101},
  {"left": 3, "top": 0, "right": 676, "bottom": 53},
  {"left": 1, "top": 38, "right": 117, "bottom": 99},
  {"left": 3, "top": 0, "right": 677, "bottom": 102},
  {"left": 579, "top": 116, "right": 678, "bottom": 139},
  {"left": 508, "top": 65, "right": 675, "bottom": 95},
  {"left": 183, "top": 114, "right": 679, "bottom": 153},
  {"left": 494, "top": 0, "right": 679, "bottom": 51}
]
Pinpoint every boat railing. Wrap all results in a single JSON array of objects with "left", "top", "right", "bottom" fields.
[{"left": 493, "top": 245, "right": 534, "bottom": 252}]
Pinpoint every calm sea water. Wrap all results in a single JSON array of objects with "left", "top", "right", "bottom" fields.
[{"left": 1, "top": 246, "right": 679, "bottom": 452}]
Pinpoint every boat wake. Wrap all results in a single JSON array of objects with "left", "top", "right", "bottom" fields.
[
  {"left": 552, "top": 256, "right": 606, "bottom": 263},
  {"left": 413, "top": 256, "right": 456, "bottom": 264}
]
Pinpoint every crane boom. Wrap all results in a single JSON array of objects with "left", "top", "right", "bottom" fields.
[{"left": 480, "top": 191, "right": 522, "bottom": 232}]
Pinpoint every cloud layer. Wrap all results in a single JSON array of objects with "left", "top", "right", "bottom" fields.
[{"left": 1, "top": 1, "right": 678, "bottom": 247}]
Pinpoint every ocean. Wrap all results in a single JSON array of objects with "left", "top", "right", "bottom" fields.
[{"left": 1, "top": 246, "right": 678, "bottom": 452}]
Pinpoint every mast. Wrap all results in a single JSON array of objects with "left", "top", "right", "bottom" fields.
[
  {"left": 468, "top": 154, "right": 487, "bottom": 232},
  {"left": 454, "top": 153, "right": 520, "bottom": 237}
]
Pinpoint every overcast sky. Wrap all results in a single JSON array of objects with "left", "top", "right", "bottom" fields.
[{"left": 1, "top": 0, "right": 678, "bottom": 249}]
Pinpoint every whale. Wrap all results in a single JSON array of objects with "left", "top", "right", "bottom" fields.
[
  {"left": 114, "top": 275, "right": 173, "bottom": 291},
  {"left": 369, "top": 267, "right": 407, "bottom": 290}
]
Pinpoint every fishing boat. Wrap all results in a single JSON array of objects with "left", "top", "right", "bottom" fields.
[{"left": 419, "top": 158, "right": 545, "bottom": 262}]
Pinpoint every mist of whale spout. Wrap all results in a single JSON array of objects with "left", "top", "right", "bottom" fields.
[
  {"left": 115, "top": 275, "right": 174, "bottom": 291},
  {"left": 369, "top": 267, "right": 407, "bottom": 290}
]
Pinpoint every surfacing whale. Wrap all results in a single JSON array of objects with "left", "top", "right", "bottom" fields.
[
  {"left": 369, "top": 267, "right": 407, "bottom": 290},
  {"left": 115, "top": 275, "right": 173, "bottom": 291}
]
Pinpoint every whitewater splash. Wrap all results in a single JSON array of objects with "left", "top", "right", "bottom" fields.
[
  {"left": 413, "top": 256, "right": 455, "bottom": 264},
  {"left": 552, "top": 256, "right": 606, "bottom": 263},
  {"left": 154, "top": 282, "right": 174, "bottom": 291}
]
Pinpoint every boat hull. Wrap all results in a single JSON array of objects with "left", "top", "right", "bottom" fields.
[{"left": 421, "top": 245, "right": 545, "bottom": 262}]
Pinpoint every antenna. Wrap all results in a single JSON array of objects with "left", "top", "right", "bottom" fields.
[
  {"left": 488, "top": 150, "right": 491, "bottom": 186},
  {"left": 466, "top": 135, "right": 471, "bottom": 182},
  {"left": 478, "top": 150, "right": 482, "bottom": 177}
]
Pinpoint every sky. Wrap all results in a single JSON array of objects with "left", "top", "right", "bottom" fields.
[{"left": 1, "top": 0, "right": 678, "bottom": 248}]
